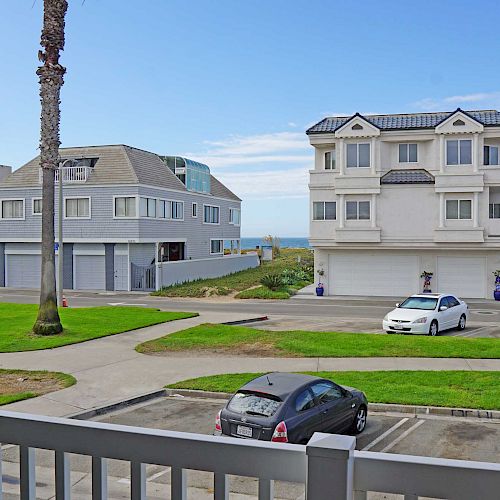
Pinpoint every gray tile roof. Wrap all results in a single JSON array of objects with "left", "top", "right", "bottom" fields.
[
  {"left": 381, "top": 169, "right": 435, "bottom": 184},
  {"left": 0, "top": 145, "right": 240, "bottom": 201},
  {"left": 306, "top": 109, "right": 500, "bottom": 134}
]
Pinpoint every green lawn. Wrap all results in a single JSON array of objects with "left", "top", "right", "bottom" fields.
[
  {"left": 137, "top": 323, "right": 500, "bottom": 358},
  {"left": 152, "top": 248, "right": 313, "bottom": 298},
  {"left": 235, "top": 286, "right": 291, "bottom": 299},
  {"left": 0, "top": 303, "right": 198, "bottom": 352},
  {"left": 167, "top": 371, "right": 500, "bottom": 410},
  {"left": 0, "top": 369, "right": 76, "bottom": 405}
]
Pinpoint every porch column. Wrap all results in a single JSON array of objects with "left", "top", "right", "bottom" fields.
[
  {"left": 338, "top": 139, "right": 344, "bottom": 176},
  {"left": 473, "top": 134, "right": 479, "bottom": 172},
  {"left": 439, "top": 135, "right": 445, "bottom": 172},
  {"left": 370, "top": 137, "right": 376, "bottom": 175},
  {"left": 338, "top": 194, "right": 345, "bottom": 228},
  {"left": 0, "top": 243, "right": 4, "bottom": 287},
  {"left": 473, "top": 192, "right": 479, "bottom": 228},
  {"left": 439, "top": 193, "right": 445, "bottom": 228},
  {"left": 371, "top": 194, "right": 377, "bottom": 228},
  {"left": 104, "top": 243, "right": 115, "bottom": 291}
]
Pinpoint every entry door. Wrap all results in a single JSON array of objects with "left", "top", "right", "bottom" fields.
[{"left": 114, "top": 254, "right": 129, "bottom": 291}]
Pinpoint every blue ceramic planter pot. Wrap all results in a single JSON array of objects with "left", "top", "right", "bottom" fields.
[
  {"left": 316, "top": 287, "right": 324, "bottom": 296},
  {"left": 494, "top": 290, "right": 500, "bottom": 301}
]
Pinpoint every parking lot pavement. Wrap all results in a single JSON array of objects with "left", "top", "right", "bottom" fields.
[{"left": 1, "top": 396, "right": 498, "bottom": 500}]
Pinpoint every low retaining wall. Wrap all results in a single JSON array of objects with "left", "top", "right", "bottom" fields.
[{"left": 157, "top": 253, "right": 259, "bottom": 288}]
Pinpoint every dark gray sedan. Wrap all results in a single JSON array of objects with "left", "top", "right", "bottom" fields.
[{"left": 215, "top": 373, "right": 368, "bottom": 444}]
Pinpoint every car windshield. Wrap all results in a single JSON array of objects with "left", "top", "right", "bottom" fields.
[
  {"left": 228, "top": 392, "right": 281, "bottom": 417},
  {"left": 398, "top": 296, "right": 438, "bottom": 310}
]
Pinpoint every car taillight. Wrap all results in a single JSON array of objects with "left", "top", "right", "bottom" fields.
[
  {"left": 215, "top": 410, "right": 222, "bottom": 433},
  {"left": 271, "top": 421, "right": 288, "bottom": 443}
]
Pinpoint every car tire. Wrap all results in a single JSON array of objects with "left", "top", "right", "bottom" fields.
[
  {"left": 428, "top": 320, "right": 439, "bottom": 337},
  {"left": 350, "top": 406, "right": 367, "bottom": 434},
  {"left": 458, "top": 314, "right": 466, "bottom": 331}
]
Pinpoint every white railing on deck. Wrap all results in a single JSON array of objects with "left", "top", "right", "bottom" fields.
[
  {"left": 38, "top": 166, "right": 92, "bottom": 184},
  {"left": 0, "top": 411, "right": 499, "bottom": 500}
]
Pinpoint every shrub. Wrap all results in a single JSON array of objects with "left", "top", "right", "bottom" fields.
[
  {"left": 236, "top": 286, "right": 290, "bottom": 300},
  {"left": 260, "top": 274, "right": 284, "bottom": 291},
  {"left": 281, "top": 267, "right": 312, "bottom": 286}
]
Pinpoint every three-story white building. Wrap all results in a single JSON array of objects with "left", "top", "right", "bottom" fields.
[{"left": 307, "top": 109, "right": 500, "bottom": 299}]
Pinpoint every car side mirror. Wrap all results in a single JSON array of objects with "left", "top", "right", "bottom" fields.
[
  {"left": 439, "top": 306, "right": 448, "bottom": 311},
  {"left": 395, "top": 303, "right": 400, "bottom": 307}
]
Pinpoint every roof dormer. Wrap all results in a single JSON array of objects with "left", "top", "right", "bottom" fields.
[
  {"left": 435, "top": 108, "right": 484, "bottom": 135},
  {"left": 334, "top": 113, "right": 380, "bottom": 138}
]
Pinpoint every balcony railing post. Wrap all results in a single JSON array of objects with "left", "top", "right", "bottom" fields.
[
  {"left": 20, "top": 446, "right": 36, "bottom": 500},
  {"left": 92, "top": 456, "right": 107, "bottom": 500},
  {"left": 55, "top": 451, "right": 71, "bottom": 500},
  {"left": 130, "top": 461, "right": 146, "bottom": 500},
  {"left": 171, "top": 466, "right": 186, "bottom": 500},
  {"left": 0, "top": 444, "right": 3, "bottom": 500},
  {"left": 306, "top": 433, "right": 355, "bottom": 500},
  {"left": 214, "top": 473, "right": 229, "bottom": 500}
]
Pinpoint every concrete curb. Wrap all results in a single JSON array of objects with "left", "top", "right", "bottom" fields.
[
  {"left": 222, "top": 316, "right": 269, "bottom": 326},
  {"left": 165, "top": 388, "right": 500, "bottom": 420}
]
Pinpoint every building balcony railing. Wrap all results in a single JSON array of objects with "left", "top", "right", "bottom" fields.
[
  {"left": 38, "top": 165, "right": 93, "bottom": 184},
  {"left": 0, "top": 410, "right": 498, "bottom": 500}
]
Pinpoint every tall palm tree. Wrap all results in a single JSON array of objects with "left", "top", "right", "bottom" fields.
[{"left": 32, "top": 0, "right": 68, "bottom": 335}]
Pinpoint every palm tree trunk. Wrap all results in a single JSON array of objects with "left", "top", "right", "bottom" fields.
[{"left": 33, "top": 0, "right": 68, "bottom": 336}]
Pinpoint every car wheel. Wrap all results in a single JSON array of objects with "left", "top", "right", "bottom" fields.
[
  {"left": 350, "top": 406, "right": 367, "bottom": 434},
  {"left": 428, "top": 320, "right": 439, "bottom": 337},
  {"left": 458, "top": 314, "right": 466, "bottom": 331}
]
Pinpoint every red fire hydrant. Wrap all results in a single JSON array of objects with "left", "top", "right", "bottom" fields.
[{"left": 62, "top": 296, "right": 68, "bottom": 308}]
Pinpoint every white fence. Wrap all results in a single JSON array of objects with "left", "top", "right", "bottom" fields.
[
  {"left": 38, "top": 166, "right": 93, "bottom": 183},
  {"left": 157, "top": 253, "right": 260, "bottom": 289},
  {"left": 0, "top": 411, "right": 499, "bottom": 500}
]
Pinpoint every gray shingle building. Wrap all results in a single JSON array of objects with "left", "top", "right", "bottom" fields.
[{"left": 0, "top": 145, "right": 248, "bottom": 291}]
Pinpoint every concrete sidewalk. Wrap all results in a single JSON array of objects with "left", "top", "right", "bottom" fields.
[{"left": 1, "top": 311, "right": 499, "bottom": 418}]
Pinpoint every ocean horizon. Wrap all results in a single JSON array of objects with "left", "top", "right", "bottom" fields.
[{"left": 241, "top": 237, "right": 310, "bottom": 249}]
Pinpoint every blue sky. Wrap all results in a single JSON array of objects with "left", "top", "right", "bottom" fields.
[{"left": 2, "top": 0, "right": 500, "bottom": 236}]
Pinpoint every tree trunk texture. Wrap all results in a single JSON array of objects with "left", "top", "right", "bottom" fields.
[{"left": 33, "top": 0, "right": 68, "bottom": 336}]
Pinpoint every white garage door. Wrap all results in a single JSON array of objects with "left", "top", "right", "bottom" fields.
[
  {"left": 74, "top": 255, "right": 105, "bottom": 290},
  {"left": 329, "top": 253, "right": 419, "bottom": 297},
  {"left": 6, "top": 255, "right": 41, "bottom": 288},
  {"left": 437, "top": 257, "right": 486, "bottom": 298}
]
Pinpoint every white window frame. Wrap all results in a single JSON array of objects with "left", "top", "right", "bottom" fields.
[
  {"left": 139, "top": 196, "right": 157, "bottom": 218},
  {"left": 398, "top": 143, "right": 418, "bottom": 163},
  {"left": 312, "top": 201, "right": 336, "bottom": 221},
  {"left": 345, "top": 200, "right": 371, "bottom": 221},
  {"left": 229, "top": 207, "right": 241, "bottom": 226},
  {"left": 489, "top": 203, "right": 500, "bottom": 219},
  {"left": 446, "top": 139, "right": 472, "bottom": 166},
  {"left": 113, "top": 195, "right": 138, "bottom": 219},
  {"left": 346, "top": 143, "right": 370, "bottom": 168},
  {"left": 203, "top": 204, "right": 220, "bottom": 225},
  {"left": 484, "top": 145, "right": 499, "bottom": 166},
  {"left": 32, "top": 197, "right": 42, "bottom": 216},
  {"left": 445, "top": 199, "right": 472, "bottom": 220},
  {"left": 64, "top": 196, "right": 91, "bottom": 220},
  {"left": 210, "top": 238, "right": 224, "bottom": 255},
  {"left": 192, "top": 202, "right": 198, "bottom": 218},
  {"left": 169, "top": 200, "right": 184, "bottom": 221},
  {"left": 324, "top": 150, "right": 336, "bottom": 170},
  {"left": 0, "top": 198, "right": 25, "bottom": 221}
]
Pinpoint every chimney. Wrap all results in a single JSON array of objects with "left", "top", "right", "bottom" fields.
[{"left": 0, "top": 165, "right": 12, "bottom": 182}]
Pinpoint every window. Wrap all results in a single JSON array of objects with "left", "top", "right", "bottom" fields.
[
  {"left": 115, "top": 197, "right": 136, "bottom": 217},
  {"left": 346, "top": 143, "right": 370, "bottom": 168},
  {"left": 447, "top": 296, "right": 460, "bottom": 308},
  {"left": 399, "top": 143, "right": 418, "bottom": 163},
  {"left": 210, "top": 239, "right": 223, "bottom": 254},
  {"left": 310, "top": 381, "right": 343, "bottom": 403},
  {"left": 192, "top": 202, "right": 198, "bottom": 218},
  {"left": 312, "top": 202, "right": 336, "bottom": 220},
  {"left": 140, "top": 197, "right": 157, "bottom": 218},
  {"left": 484, "top": 145, "right": 499, "bottom": 166},
  {"left": 399, "top": 296, "right": 438, "bottom": 310},
  {"left": 33, "top": 198, "right": 42, "bottom": 215},
  {"left": 228, "top": 392, "right": 281, "bottom": 417},
  {"left": 446, "top": 139, "right": 472, "bottom": 165},
  {"left": 489, "top": 203, "right": 500, "bottom": 219},
  {"left": 158, "top": 200, "right": 183, "bottom": 220},
  {"left": 229, "top": 208, "right": 241, "bottom": 225},
  {"left": 346, "top": 201, "right": 370, "bottom": 220},
  {"left": 204, "top": 205, "right": 220, "bottom": 224},
  {"left": 295, "top": 389, "right": 315, "bottom": 412},
  {"left": 65, "top": 198, "right": 90, "bottom": 218},
  {"left": 1, "top": 199, "right": 24, "bottom": 219},
  {"left": 446, "top": 199, "right": 472, "bottom": 220},
  {"left": 324, "top": 151, "right": 336, "bottom": 170}
]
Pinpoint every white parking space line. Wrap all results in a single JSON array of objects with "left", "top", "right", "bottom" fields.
[
  {"left": 454, "top": 326, "right": 491, "bottom": 337},
  {"left": 361, "top": 418, "right": 409, "bottom": 451},
  {"left": 380, "top": 419, "right": 425, "bottom": 453}
]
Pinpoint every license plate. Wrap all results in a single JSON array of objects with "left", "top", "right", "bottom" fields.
[
  {"left": 236, "top": 425, "right": 253, "bottom": 438},
  {"left": 393, "top": 324, "right": 403, "bottom": 330}
]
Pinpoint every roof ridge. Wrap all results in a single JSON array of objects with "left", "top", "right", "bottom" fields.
[{"left": 324, "top": 109, "right": 499, "bottom": 119}]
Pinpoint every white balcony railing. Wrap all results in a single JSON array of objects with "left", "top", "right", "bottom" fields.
[
  {"left": 0, "top": 410, "right": 499, "bottom": 500},
  {"left": 38, "top": 165, "right": 93, "bottom": 184}
]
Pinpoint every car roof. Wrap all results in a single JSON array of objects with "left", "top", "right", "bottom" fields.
[
  {"left": 239, "top": 373, "right": 322, "bottom": 400},
  {"left": 410, "top": 293, "right": 456, "bottom": 298}
]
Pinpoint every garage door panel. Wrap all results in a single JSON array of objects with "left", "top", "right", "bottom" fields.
[
  {"left": 437, "top": 257, "right": 486, "bottom": 298},
  {"left": 74, "top": 255, "right": 105, "bottom": 290},
  {"left": 329, "top": 253, "right": 419, "bottom": 297},
  {"left": 6, "top": 255, "right": 41, "bottom": 288}
]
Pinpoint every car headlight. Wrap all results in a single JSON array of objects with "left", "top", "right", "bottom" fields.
[
  {"left": 413, "top": 317, "right": 427, "bottom": 324},
  {"left": 383, "top": 314, "right": 389, "bottom": 321}
]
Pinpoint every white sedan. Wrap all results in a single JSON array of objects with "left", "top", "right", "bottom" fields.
[{"left": 383, "top": 294, "right": 468, "bottom": 336}]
